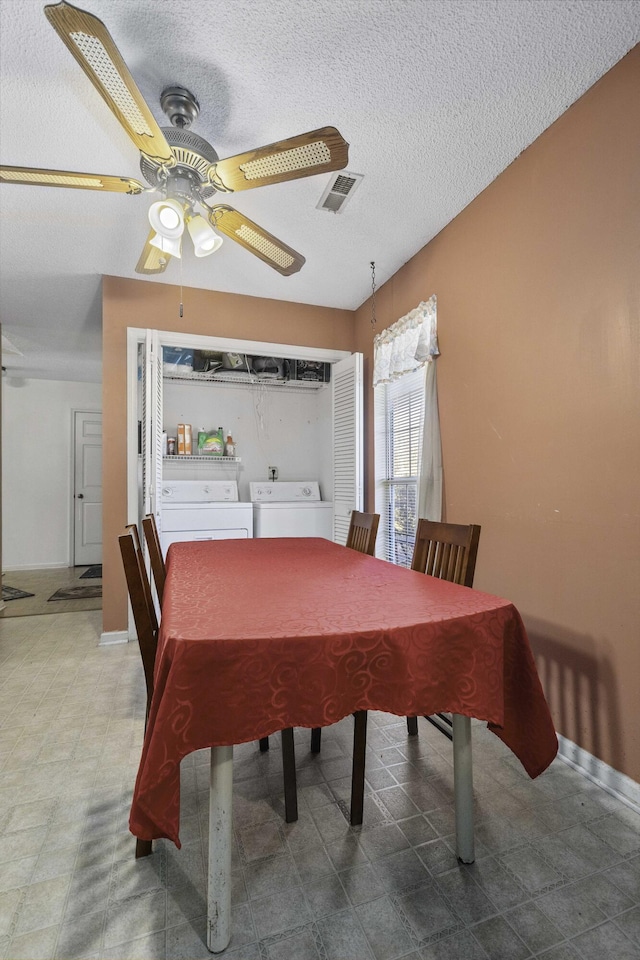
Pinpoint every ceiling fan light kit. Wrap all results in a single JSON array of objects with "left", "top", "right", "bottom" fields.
[
  {"left": 149, "top": 233, "right": 182, "bottom": 260},
  {"left": 148, "top": 198, "right": 185, "bottom": 239},
  {"left": 0, "top": 1, "right": 350, "bottom": 278},
  {"left": 186, "top": 214, "right": 223, "bottom": 257}
]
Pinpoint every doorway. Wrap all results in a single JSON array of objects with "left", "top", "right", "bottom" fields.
[{"left": 73, "top": 409, "right": 103, "bottom": 566}]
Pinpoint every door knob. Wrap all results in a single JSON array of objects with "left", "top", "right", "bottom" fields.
[{"left": 77, "top": 493, "right": 84, "bottom": 499}]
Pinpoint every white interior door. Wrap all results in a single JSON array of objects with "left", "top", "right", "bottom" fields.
[
  {"left": 73, "top": 410, "right": 102, "bottom": 565},
  {"left": 332, "top": 353, "right": 363, "bottom": 544}
]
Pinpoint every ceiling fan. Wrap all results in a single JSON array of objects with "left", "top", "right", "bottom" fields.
[{"left": 0, "top": 1, "right": 350, "bottom": 277}]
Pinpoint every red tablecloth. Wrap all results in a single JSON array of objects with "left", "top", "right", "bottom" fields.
[{"left": 130, "top": 538, "right": 557, "bottom": 846}]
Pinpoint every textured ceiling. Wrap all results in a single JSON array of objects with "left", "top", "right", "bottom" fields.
[{"left": 0, "top": 0, "right": 638, "bottom": 382}]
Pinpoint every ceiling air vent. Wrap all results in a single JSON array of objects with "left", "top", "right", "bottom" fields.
[{"left": 316, "top": 170, "right": 363, "bottom": 214}]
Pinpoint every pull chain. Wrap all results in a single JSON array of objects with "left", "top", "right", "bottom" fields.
[
  {"left": 370, "top": 261, "right": 377, "bottom": 328},
  {"left": 179, "top": 247, "right": 184, "bottom": 318}
]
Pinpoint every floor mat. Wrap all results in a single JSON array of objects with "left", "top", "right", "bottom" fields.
[
  {"left": 79, "top": 565, "right": 102, "bottom": 579},
  {"left": 48, "top": 584, "right": 102, "bottom": 602},
  {"left": 2, "top": 585, "right": 36, "bottom": 601},
  {"left": 1, "top": 567, "right": 102, "bottom": 618}
]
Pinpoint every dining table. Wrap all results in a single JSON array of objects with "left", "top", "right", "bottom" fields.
[{"left": 129, "top": 536, "right": 558, "bottom": 953}]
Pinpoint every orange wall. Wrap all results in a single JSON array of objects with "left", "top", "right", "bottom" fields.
[
  {"left": 355, "top": 47, "right": 640, "bottom": 781},
  {"left": 102, "top": 278, "right": 354, "bottom": 633}
]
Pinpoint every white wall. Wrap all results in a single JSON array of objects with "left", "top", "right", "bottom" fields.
[
  {"left": 162, "top": 380, "right": 333, "bottom": 501},
  {"left": 2, "top": 377, "right": 102, "bottom": 569}
]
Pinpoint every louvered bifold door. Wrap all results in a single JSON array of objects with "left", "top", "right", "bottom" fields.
[
  {"left": 142, "top": 330, "right": 163, "bottom": 529},
  {"left": 332, "top": 354, "right": 363, "bottom": 544}
]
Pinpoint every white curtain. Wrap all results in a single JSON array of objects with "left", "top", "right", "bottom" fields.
[
  {"left": 373, "top": 295, "right": 443, "bottom": 522},
  {"left": 418, "top": 360, "right": 443, "bottom": 522}
]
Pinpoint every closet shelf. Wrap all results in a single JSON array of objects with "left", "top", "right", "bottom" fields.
[
  {"left": 163, "top": 370, "right": 327, "bottom": 390},
  {"left": 163, "top": 455, "right": 241, "bottom": 463}
]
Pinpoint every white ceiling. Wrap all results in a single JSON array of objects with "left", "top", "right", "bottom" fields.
[{"left": 1, "top": 0, "right": 638, "bottom": 382}]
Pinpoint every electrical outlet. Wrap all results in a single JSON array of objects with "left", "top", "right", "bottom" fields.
[{"left": 268, "top": 466, "right": 278, "bottom": 481}]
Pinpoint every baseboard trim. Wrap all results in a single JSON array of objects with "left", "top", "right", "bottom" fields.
[
  {"left": 3, "top": 562, "right": 72, "bottom": 572},
  {"left": 99, "top": 630, "right": 129, "bottom": 646},
  {"left": 557, "top": 734, "right": 640, "bottom": 814}
]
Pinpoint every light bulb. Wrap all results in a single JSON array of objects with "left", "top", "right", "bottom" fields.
[
  {"left": 158, "top": 206, "right": 180, "bottom": 230},
  {"left": 148, "top": 198, "right": 185, "bottom": 239}
]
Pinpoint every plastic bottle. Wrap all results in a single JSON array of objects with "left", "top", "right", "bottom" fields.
[{"left": 224, "top": 434, "right": 236, "bottom": 457}]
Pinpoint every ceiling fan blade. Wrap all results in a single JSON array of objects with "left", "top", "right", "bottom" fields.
[
  {"left": 0, "top": 164, "right": 144, "bottom": 194},
  {"left": 44, "top": 1, "right": 175, "bottom": 166},
  {"left": 208, "top": 205, "right": 305, "bottom": 276},
  {"left": 209, "top": 126, "right": 349, "bottom": 193},
  {"left": 135, "top": 231, "right": 172, "bottom": 275}
]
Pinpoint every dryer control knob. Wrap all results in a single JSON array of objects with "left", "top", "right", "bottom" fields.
[{"left": 302, "top": 486, "right": 312, "bottom": 496}]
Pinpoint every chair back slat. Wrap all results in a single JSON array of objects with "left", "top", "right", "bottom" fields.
[
  {"left": 119, "top": 526, "right": 158, "bottom": 718},
  {"left": 142, "top": 514, "right": 166, "bottom": 605},
  {"left": 346, "top": 511, "right": 380, "bottom": 556},
  {"left": 411, "top": 520, "right": 481, "bottom": 588}
]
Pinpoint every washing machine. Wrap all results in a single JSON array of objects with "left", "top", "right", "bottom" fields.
[
  {"left": 250, "top": 481, "right": 333, "bottom": 539},
  {"left": 160, "top": 479, "right": 253, "bottom": 554}
]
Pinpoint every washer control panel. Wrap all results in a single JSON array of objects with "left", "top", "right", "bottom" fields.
[{"left": 161, "top": 480, "right": 239, "bottom": 502}]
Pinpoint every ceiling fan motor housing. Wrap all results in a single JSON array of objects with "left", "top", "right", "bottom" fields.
[{"left": 140, "top": 127, "right": 220, "bottom": 200}]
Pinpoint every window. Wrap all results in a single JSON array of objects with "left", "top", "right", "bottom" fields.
[
  {"left": 372, "top": 296, "right": 441, "bottom": 563},
  {"left": 375, "top": 366, "right": 426, "bottom": 566}
]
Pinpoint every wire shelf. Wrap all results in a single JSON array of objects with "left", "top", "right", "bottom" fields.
[
  {"left": 163, "top": 370, "right": 327, "bottom": 390},
  {"left": 162, "top": 455, "right": 240, "bottom": 463}
]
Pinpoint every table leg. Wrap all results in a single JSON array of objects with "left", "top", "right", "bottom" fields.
[
  {"left": 207, "top": 745, "right": 233, "bottom": 953},
  {"left": 281, "top": 728, "right": 298, "bottom": 823},
  {"left": 135, "top": 838, "right": 152, "bottom": 858},
  {"left": 350, "top": 710, "right": 367, "bottom": 826},
  {"left": 452, "top": 714, "right": 474, "bottom": 864}
]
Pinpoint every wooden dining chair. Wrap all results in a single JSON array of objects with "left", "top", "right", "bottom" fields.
[
  {"left": 142, "top": 514, "right": 166, "bottom": 606},
  {"left": 406, "top": 519, "right": 482, "bottom": 734},
  {"left": 310, "top": 510, "right": 379, "bottom": 754},
  {"left": 119, "top": 525, "right": 159, "bottom": 858},
  {"left": 345, "top": 510, "right": 380, "bottom": 556},
  {"left": 346, "top": 519, "right": 482, "bottom": 826},
  {"left": 310, "top": 510, "right": 380, "bottom": 821},
  {"left": 411, "top": 520, "right": 481, "bottom": 585},
  {"left": 121, "top": 524, "right": 158, "bottom": 653}
]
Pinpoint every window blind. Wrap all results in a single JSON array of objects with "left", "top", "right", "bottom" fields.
[{"left": 376, "top": 366, "right": 426, "bottom": 567}]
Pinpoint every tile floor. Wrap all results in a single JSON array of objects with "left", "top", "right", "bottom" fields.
[{"left": 0, "top": 610, "right": 639, "bottom": 960}]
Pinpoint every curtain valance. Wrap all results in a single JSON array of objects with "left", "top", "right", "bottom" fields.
[{"left": 372, "top": 295, "right": 439, "bottom": 387}]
